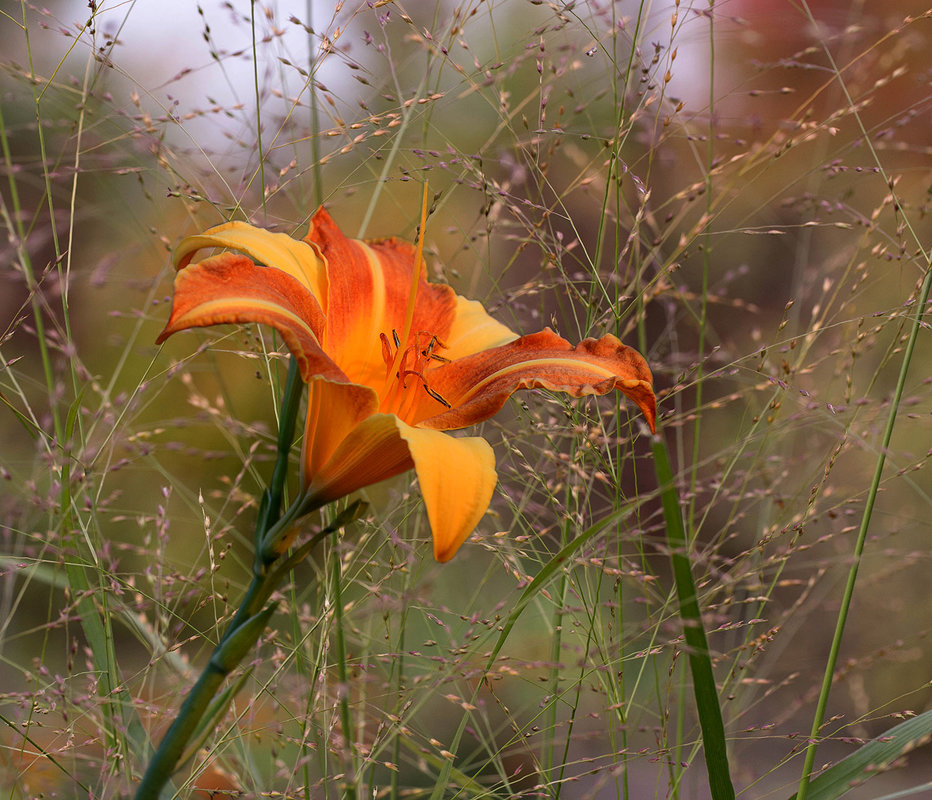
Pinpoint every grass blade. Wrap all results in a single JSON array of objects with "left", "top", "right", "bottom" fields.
[
  {"left": 652, "top": 433, "right": 735, "bottom": 800},
  {"left": 790, "top": 710, "right": 932, "bottom": 800}
]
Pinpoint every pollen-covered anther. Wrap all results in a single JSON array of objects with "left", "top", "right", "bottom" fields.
[{"left": 399, "top": 369, "right": 452, "bottom": 408}]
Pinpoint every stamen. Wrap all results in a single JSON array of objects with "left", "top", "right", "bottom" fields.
[
  {"left": 399, "top": 368, "right": 419, "bottom": 389},
  {"left": 397, "top": 347, "right": 411, "bottom": 382},
  {"left": 416, "top": 332, "right": 451, "bottom": 362},
  {"left": 424, "top": 385, "right": 452, "bottom": 408},
  {"left": 398, "top": 367, "right": 453, "bottom": 409}
]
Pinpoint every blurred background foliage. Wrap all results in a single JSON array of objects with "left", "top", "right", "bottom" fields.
[{"left": 2, "top": 0, "right": 931, "bottom": 797}]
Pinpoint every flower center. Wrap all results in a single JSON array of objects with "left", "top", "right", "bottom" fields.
[{"left": 378, "top": 330, "right": 451, "bottom": 419}]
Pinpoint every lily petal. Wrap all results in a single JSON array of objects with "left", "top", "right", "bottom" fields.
[
  {"left": 442, "top": 295, "right": 518, "bottom": 360},
  {"left": 175, "top": 221, "right": 329, "bottom": 309},
  {"left": 400, "top": 426, "right": 496, "bottom": 562},
  {"left": 306, "top": 413, "right": 496, "bottom": 562},
  {"left": 305, "top": 209, "right": 459, "bottom": 386},
  {"left": 156, "top": 252, "right": 347, "bottom": 384},
  {"left": 414, "top": 329, "right": 656, "bottom": 432},
  {"left": 302, "top": 378, "right": 379, "bottom": 482},
  {"left": 160, "top": 209, "right": 658, "bottom": 564},
  {"left": 304, "top": 413, "right": 416, "bottom": 508}
]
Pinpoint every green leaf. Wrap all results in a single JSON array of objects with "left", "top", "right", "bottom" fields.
[
  {"left": 791, "top": 710, "right": 932, "bottom": 800},
  {"left": 652, "top": 433, "right": 735, "bottom": 800},
  {"left": 210, "top": 603, "right": 278, "bottom": 674},
  {"left": 176, "top": 667, "right": 256, "bottom": 774}
]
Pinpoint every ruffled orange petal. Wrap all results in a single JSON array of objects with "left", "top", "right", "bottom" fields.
[
  {"left": 304, "top": 208, "right": 458, "bottom": 388},
  {"left": 305, "top": 414, "right": 496, "bottom": 562},
  {"left": 174, "top": 221, "right": 328, "bottom": 309},
  {"left": 156, "top": 252, "right": 347, "bottom": 384},
  {"left": 413, "top": 329, "right": 656, "bottom": 432}
]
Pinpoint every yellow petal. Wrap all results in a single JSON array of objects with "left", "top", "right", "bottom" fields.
[
  {"left": 398, "top": 426, "right": 496, "bottom": 562},
  {"left": 442, "top": 295, "right": 517, "bottom": 360},
  {"left": 306, "top": 414, "right": 496, "bottom": 562},
  {"left": 174, "top": 221, "right": 328, "bottom": 311}
]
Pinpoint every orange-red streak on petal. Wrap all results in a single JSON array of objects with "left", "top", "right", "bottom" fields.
[{"left": 304, "top": 208, "right": 458, "bottom": 389}]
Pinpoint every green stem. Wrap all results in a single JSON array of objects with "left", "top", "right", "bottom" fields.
[
  {"left": 543, "top": 503, "right": 571, "bottom": 788},
  {"left": 134, "top": 571, "right": 270, "bottom": 800},
  {"left": 796, "top": 262, "right": 932, "bottom": 799},
  {"left": 652, "top": 433, "right": 735, "bottom": 800},
  {"left": 255, "top": 359, "right": 304, "bottom": 561},
  {"left": 135, "top": 358, "right": 305, "bottom": 799},
  {"left": 689, "top": 0, "right": 714, "bottom": 531},
  {"left": 250, "top": 0, "right": 266, "bottom": 212}
]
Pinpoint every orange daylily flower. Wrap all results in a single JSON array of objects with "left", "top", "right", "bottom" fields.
[{"left": 157, "top": 208, "right": 656, "bottom": 561}]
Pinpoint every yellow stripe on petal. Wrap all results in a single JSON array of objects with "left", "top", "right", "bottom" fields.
[
  {"left": 330, "top": 241, "right": 389, "bottom": 387},
  {"left": 458, "top": 356, "right": 621, "bottom": 403},
  {"left": 167, "top": 297, "right": 317, "bottom": 340},
  {"left": 174, "top": 221, "right": 328, "bottom": 310},
  {"left": 156, "top": 252, "right": 343, "bottom": 383}
]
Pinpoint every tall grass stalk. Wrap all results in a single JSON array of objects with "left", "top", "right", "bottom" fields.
[
  {"left": 652, "top": 433, "right": 735, "bottom": 800},
  {"left": 795, "top": 4, "right": 932, "bottom": 791}
]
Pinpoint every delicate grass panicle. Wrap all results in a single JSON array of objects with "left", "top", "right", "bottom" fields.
[{"left": 2, "top": 2, "right": 931, "bottom": 799}]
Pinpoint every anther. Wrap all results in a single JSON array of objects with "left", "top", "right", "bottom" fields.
[
  {"left": 424, "top": 385, "right": 452, "bottom": 408},
  {"left": 418, "top": 333, "right": 451, "bottom": 362}
]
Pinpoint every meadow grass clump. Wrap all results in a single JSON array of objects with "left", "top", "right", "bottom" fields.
[{"left": 1, "top": 2, "right": 931, "bottom": 798}]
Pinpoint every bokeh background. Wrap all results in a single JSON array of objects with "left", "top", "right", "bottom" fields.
[{"left": 2, "top": 1, "right": 931, "bottom": 797}]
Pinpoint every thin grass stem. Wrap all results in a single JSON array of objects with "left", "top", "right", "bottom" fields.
[
  {"left": 331, "top": 550, "right": 358, "bottom": 800},
  {"left": 796, "top": 261, "right": 932, "bottom": 799}
]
